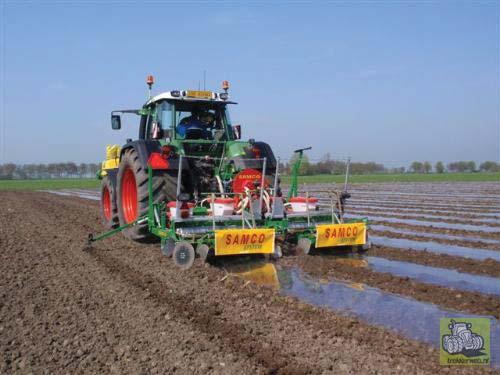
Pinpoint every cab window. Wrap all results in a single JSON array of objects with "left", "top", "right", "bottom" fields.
[
  {"left": 158, "top": 101, "right": 173, "bottom": 129},
  {"left": 144, "top": 102, "right": 174, "bottom": 140},
  {"left": 145, "top": 106, "right": 157, "bottom": 139},
  {"left": 172, "top": 102, "right": 231, "bottom": 141}
]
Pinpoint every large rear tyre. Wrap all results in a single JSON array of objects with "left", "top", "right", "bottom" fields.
[
  {"left": 100, "top": 176, "right": 119, "bottom": 229},
  {"left": 116, "top": 148, "right": 177, "bottom": 242}
]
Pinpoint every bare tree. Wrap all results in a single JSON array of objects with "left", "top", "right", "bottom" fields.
[
  {"left": 0, "top": 163, "right": 16, "bottom": 179},
  {"left": 423, "top": 161, "right": 432, "bottom": 174},
  {"left": 410, "top": 161, "right": 424, "bottom": 173},
  {"left": 435, "top": 161, "right": 445, "bottom": 173},
  {"left": 479, "top": 161, "right": 500, "bottom": 172},
  {"left": 78, "top": 163, "right": 88, "bottom": 177},
  {"left": 66, "top": 162, "right": 78, "bottom": 178}
]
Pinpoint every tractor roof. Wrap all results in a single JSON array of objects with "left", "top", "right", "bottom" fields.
[{"left": 146, "top": 90, "right": 236, "bottom": 106}]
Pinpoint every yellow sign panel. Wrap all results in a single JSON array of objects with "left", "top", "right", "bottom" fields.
[
  {"left": 315, "top": 222, "right": 366, "bottom": 248},
  {"left": 215, "top": 228, "right": 275, "bottom": 256},
  {"left": 186, "top": 90, "right": 212, "bottom": 99}
]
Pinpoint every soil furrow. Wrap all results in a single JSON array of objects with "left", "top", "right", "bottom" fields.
[
  {"left": 280, "top": 255, "right": 500, "bottom": 319},
  {"left": 371, "top": 230, "right": 500, "bottom": 251},
  {"left": 368, "top": 246, "right": 500, "bottom": 277}
]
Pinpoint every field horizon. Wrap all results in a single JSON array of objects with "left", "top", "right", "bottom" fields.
[{"left": 0, "top": 172, "right": 498, "bottom": 190}]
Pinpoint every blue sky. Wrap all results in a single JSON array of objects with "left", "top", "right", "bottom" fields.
[{"left": 1, "top": 1, "right": 499, "bottom": 166}]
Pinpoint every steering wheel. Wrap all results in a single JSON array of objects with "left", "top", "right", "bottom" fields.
[{"left": 185, "top": 128, "right": 205, "bottom": 140}]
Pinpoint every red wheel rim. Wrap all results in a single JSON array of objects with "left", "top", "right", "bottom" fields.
[
  {"left": 102, "top": 186, "right": 111, "bottom": 220},
  {"left": 121, "top": 168, "right": 138, "bottom": 223}
]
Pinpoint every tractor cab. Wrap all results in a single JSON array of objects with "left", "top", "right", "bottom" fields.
[
  {"left": 141, "top": 91, "right": 238, "bottom": 159},
  {"left": 111, "top": 79, "right": 248, "bottom": 162},
  {"left": 143, "top": 91, "right": 237, "bottom": 140}
]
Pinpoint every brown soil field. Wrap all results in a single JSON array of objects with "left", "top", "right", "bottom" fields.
[{"left": 0, "top": 191, "right": 497, "bottom": 374}]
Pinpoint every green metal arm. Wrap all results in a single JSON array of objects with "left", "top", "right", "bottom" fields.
[
  {"left": 288, "top": 146, "right": 311, "bottom": 199},
  {"left": 86, "top": 216, "right": 147, "bottom": 247}
]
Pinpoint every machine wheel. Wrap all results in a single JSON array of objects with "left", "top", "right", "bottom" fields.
[
  {"left": 196, "top": 244, "right": 210, "bottom": 263},
  {"left": 173, "top": 242, "right": 195, "bottom": 269},
  {"left": 362, "top": 239, "right": 372, "bottom": 251},
  {"left": 296, "top": 238, "right": 312, "bottom": 255},
  {"left": 116, "top": 148, "right": 178, "bottom": 242},
  {"left": 353, "top": 243, "right": 371, "bottom": 253},
  {"left": 100, "top": 176, "right": 119, "bottom": 229},
  {"left": 442, "top": 335, "right": 464, "bottom": 354},
  {"left": 353, "top": 232, "right": 371, "bottom": 253},
  {"left": 272, "top": 244, "right": 283, "bottom": 259},
  {"left": 470, "top": 334, "right": 484, "bottom": 350},
  {"left": 361, "top": 232, "right": 371, "bottom": 251},
  {"left": 161, "top": 238, "right": 175, "bottom": 257}
]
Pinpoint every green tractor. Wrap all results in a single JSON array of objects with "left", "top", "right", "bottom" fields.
[
  {"left": 98, "top": 76, "right": 277, "bottom": 242},
  {"left": 93, "top": 76, "right": 368, "bottom": 268}
]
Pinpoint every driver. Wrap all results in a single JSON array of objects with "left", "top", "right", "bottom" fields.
[
  {"left": 199, "top": 111, "right": 215, "bottom": 128},
  {"left": 177, "top": 109, "right": 208, "bottom": 139}
]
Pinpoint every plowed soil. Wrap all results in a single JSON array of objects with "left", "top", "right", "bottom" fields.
[
  {"left": 371, "top": 229, "right": 500, "bottom": 251},
  {"left": 370, "top": 221, "right": 500, "bottom": 240},
  {"left": 0, "top": 192, "right": 496, "bottom": 374},
  {"left": 369, "top": 246, "right": 500, "bottom": 277},
  {"left": 281, "top": 253, "right": 500, "bottom": 319}
]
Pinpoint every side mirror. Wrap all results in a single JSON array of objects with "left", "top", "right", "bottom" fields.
[
  {"left": 232, "top": 125, "right": 241, "bottom": 140},
  {"left": 111, "top": 114, "right": 121, "bottom": 130}
]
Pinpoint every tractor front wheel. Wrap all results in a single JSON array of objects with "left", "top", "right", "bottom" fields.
[{"left": 100, "top": 176, "right": 119, "bottom": 229}]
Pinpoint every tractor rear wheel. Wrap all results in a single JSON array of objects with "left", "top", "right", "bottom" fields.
[
  {"left": 116, "top": 148, "right": 178, "bottom": 242},
  {"left": 100, "top": 176, "right": 119, "bottom": 229}
]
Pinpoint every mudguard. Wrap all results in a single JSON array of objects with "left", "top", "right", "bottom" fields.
[
  {"left": 232, "top": 141, "right": 277, "bottom": 172},
  {"left": 120, "top": 140, "right": 188, "bottom": 171},
  {"left": 254, "top": 142, "right": 277, "bottom": 171}
]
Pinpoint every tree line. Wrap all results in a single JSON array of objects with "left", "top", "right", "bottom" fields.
[
  {"left": 280, "top": 154, "right": 389, "bottom": 175},
  {"left": 280, "top": 154, "right": 499, "bottom": 175},
  {"left": 0, "top": 163, "right": 101, "bottom": 179},
  {"left": 409, "top": 160, "right": 500, "bottom": 174},
  {"left": 0, "top": 158, "right": 498, "bottom": 180}
]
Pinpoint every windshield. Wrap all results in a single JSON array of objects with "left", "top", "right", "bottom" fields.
[{"left": 155, "top": 100, "right": 234, "bottom": 141}]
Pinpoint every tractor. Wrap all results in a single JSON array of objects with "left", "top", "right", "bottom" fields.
[
  {"left": 92, "top": 76, "right": 369, "bottom": 268},
  {"left": 442, "top": 319, "right": 484, "bottom": 354}
]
